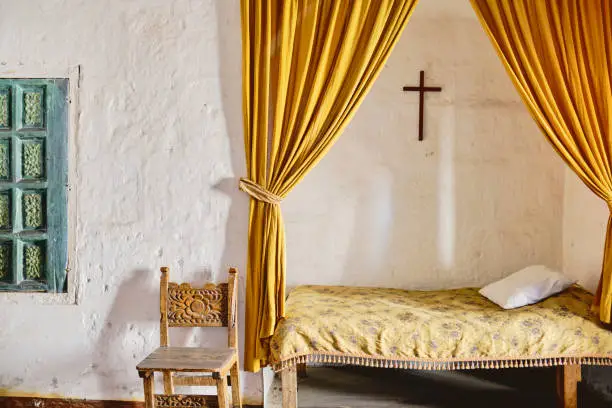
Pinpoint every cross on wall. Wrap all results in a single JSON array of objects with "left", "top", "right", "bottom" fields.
[{"left": 402, "top": 70, "right": 443, "bottom": 141}]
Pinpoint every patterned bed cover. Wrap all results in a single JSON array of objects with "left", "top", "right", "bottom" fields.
[{"left": 270, "top": 285, "right": 612, "bottom": 371}]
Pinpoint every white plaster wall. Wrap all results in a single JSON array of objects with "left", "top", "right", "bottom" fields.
[
  {"left": 0, "top": 0, "right": 257, "bottom": 403},
  {"left": 562, "top": 169, "right": 608, "bottom": 292},
  {"left": 0, "top": 0, "right": 565, "bottom": 405},
  {"left": 284, "top": 0, "right": 565, "bottom": 291}
]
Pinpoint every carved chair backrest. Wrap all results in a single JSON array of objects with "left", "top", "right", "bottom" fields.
[{"left": 159, "top": 267, "right": 238, "bottom": 349}]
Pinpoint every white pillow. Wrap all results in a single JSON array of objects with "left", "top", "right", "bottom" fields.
[{"left": 479, "top": 265, "right": 575, "bottom": 309}]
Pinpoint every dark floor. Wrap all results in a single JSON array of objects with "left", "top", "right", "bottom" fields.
[{"left": 267, "top": 366, "right": 612, "bottom": 408}]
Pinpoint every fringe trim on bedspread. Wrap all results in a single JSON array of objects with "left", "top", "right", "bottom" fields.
[{"left": 272, "top": 353, "right": 612, "bottom": 372}]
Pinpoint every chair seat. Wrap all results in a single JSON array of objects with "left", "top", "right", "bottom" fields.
[{"left": 136, "top": 346, "right": 237, "bottom": 373}]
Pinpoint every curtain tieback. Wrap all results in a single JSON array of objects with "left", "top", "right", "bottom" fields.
[{"left": 239, "top": 178, "right": 282, "bottom": 205}]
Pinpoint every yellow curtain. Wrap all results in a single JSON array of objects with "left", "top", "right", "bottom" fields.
[
  {"left": 240, "top": 0, "right": 419, "bottom": 371},
  {"left": 470, "top": 1, "right": 612, "bottom": 321}
]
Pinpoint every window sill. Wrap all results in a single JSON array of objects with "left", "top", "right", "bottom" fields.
[{"left": 0, "top": 273, "right": 79, "bottom": 305}]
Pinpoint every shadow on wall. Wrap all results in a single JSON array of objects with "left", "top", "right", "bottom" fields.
[
  {"left": 93, "top": 269, "right": 158, "bottom": 398},
  {"left": 213, "top": 0, "right": 246, "bottom": 306},
  {"left": 338, "top": 126, "right": 441, "bottom": 289},
  {"left": 214, "top": 0, "right": 251, "bottom": 386},
  {"left": 337, "top": 101, "right": 563, "bottom": 290}
]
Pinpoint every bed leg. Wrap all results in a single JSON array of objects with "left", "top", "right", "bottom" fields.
[
  {"left": 281, "top": 366, "right": 298, "bottom": 408},
  {"left": 557, "top": 364, "right": 581, "bottom": 408},
  {"left": 296, "top": 363, "right": 307, "bottom": 378}
]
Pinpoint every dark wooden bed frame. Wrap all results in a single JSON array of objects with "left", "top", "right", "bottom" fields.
[{"left": 280, "top": 363, "right": 582, "bottom": 408}]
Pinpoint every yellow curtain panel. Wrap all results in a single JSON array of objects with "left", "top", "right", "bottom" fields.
[
  {"left": 240, "top": 0, "right": 419, "bottom": 372},
  {"left": 470, "top": 1, "right": 612, "bottom": 321}
]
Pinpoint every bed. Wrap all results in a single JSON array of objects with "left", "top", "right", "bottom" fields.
[{"left": 270, "top": 284, "right": 612, "bottom": 408}]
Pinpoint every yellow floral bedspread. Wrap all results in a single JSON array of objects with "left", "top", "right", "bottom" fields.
[{"left": 270, "top": 285, "right": 612, "bottom": 370}]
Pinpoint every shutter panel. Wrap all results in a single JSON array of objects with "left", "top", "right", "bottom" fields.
[{"left": 0, "top": 79, "right": 68, "bottom": 293}]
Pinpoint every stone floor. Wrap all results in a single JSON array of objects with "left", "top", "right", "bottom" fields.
[{"left": 266, "top": 366, "right": 612, "bottom": 408}]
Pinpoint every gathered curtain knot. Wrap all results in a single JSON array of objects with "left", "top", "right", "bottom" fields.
[{"left": 239, "top": 178, "right": 282, "bottom": 205}]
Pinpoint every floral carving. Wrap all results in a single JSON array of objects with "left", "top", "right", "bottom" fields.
[
  {"left": 0, "top": 143, "right": 9, "bottom": 179},
  {"left": 24, "top": 91, "right": 43, "bottom": 128},
  {"left": 0, "top": 194, "right": 10, "bottom": 229},
  {"left": 0, "top": 92, "right": 8, "bottom": 128},
  {"left": 23, "top": 143, "right": 43, "bottom": 178},
  {"left": 23, "top": 193, "right": 44, "bottom": 228},
  {"left": 155, "top": 394, "right": 215, "bottom": 407},
  {"left": 0, "top": 245, "right": 10, "bottom": 279},
  {"left": 24, "top": 244, "right": 43, "bottom": 280},
  {"left": 167, "top": 282, "right": 228, "bottom": 327}
]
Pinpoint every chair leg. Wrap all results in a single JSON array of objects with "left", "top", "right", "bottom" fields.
[
  {"left": 216, "top": 373, "right": 229, "bottom": 408},
  {"left": 230, "top": 361, "right": 242, "bottom": 408},
  {"left": 163, "top": 371, "right": 174, "bottom": 394},
  {"left": 142, "top": 372, "right": 154, "bottom": 408}
]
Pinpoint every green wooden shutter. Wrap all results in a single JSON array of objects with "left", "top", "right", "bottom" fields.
[{"left": 0, "top": 79, "right": 68, "bottom": 293}]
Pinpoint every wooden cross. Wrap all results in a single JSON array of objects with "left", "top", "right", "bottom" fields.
[{"left": 402, "top": 70, "right": 442, "bottom": 141}]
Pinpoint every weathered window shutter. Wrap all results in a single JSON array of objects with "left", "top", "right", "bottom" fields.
[{"left": 0, "top": 79, "right": 68, "bottom": 292}]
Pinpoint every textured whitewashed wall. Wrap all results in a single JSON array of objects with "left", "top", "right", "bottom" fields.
[
  {"left": 0, "top": 0, "right": 565, "bottom": 405},
  {"left": 284, "top": 0, "right": 564, "bottom": 291},
  {"left": 563, "top": 170, "right": 607, "bottom": 292},
  {"left": 0, "top": 0, "right": 258, "bottom": 403}
]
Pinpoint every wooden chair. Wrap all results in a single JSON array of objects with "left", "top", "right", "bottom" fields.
[{"left": 136, "top": 267, "right": 241, "bottom": 408}]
